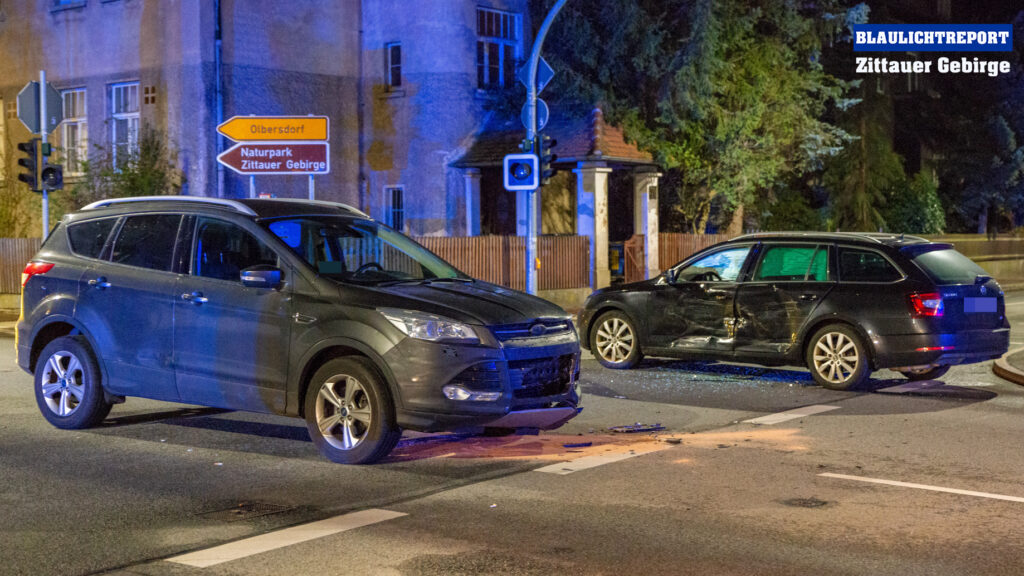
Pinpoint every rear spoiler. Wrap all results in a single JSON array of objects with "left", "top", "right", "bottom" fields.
[{"left": 900, "top": 243, "right": 954, "bottom": 257}]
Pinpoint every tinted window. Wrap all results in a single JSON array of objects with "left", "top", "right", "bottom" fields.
[
  {"left": 911, "top": 248, "right": 988, "bottom": 285},
  {"left": 839, "top": 248, "right": 902, "bottom": 282},
  {"left": 676, "top": 246, "right": 750, "bottom": 282},
  {"left": 754, "top": 245, "right": 830, "bottom": 282},
  {"left": 67, "top": 218, "right": 117, "bottom": 259},
  {"left": 110, "top": 215, "right": 182, "bottom": 271},
  {"left": 194, "top": 218, "right": 277, "bottom": 282}
]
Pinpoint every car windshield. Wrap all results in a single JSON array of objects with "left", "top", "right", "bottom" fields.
[
  {"left": 263, "top": 216, "right": 467, "bottom": 285},
  {"left": 911, "top": 248, "right": 989, "bottom": 285}
]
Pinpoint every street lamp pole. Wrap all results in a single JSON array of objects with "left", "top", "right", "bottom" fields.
[{"left": 524, "top": 0, "right": 567, "bottom": 295}]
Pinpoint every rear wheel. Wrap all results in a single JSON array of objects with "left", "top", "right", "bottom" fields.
[
  {"left": 304, "top": 357, "right": 401, "bottom": 465},
  {"left": 806, "top": 325, "right": 870, "bottom": 391},
  {"left": 34, "top": 336, "right": 112, "bottom": 429},
  {"left": 899, "top": 365, "right": 950, "bottom": 381},
  {"left": 590, "top": 311, "right": 642, "bottom": 369}
]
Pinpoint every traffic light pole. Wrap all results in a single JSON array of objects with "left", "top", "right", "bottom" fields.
[
  {"left": 39, "top": 70, "right": 49, "bottom": 238},
  {"left": 524, "top": 0, "right": 567, "bottom": 295}
]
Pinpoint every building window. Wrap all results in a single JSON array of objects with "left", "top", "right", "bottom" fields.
[
  {"left": 385, "top": 186, "right": 404, "bottom": 231},
  {"left": 109, "top": 82, "right": 139, "bottom": 169},
  {"left": 386, "top": 42, "right": 402, "bottom": 89},
  {"left": 62, "top": 88, "right": 87, "bottom": 175},
  {"left": 143, "top": 85, "right": 157, "bottom": 106},
  {"left": 476, "top": 7, "right": 520, "bottom": 89}
]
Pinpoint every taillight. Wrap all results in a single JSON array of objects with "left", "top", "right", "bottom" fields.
[
  {"left": 21, "top": 261, "right": 54, "bottom": 287},
  {"left": 909, "top": 292, "right": 944, "bottom": 317}
]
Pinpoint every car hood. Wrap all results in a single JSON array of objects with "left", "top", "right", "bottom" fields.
[{"left": 359, "top": 280, "right": 569, "bottom": 326}]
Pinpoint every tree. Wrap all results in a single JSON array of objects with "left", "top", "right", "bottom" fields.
[
  {"left": 533, "top": 0, "right": 859, "bottom": 232},
  {"left": 884, "top": 171, "right": 945, "bottom": 235}
]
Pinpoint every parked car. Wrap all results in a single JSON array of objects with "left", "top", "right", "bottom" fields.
[
  {"left": 578, "top": 232, "right": 1009, "bottom": 390},
  {"left": 16, "top": 196, "right": 580, "bottom": 464}
]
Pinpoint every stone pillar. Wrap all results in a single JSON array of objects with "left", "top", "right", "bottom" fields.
[
  {"left": 463, "top": 168, "right": 481, "bottom": 236},
  {"left": 633, "top": 169, "right": 662, "bottom": 279},
  {"left": 574, "top": 162, "right": 613, "bottom": 289}
]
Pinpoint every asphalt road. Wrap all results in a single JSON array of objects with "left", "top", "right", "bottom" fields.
[{"left": 2, "top": 293, "right": 1024, "bottom": 575}]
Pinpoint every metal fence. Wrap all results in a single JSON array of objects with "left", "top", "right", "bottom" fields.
[{"left": 0, "top": 238, "right": 42, "bottom": 294}]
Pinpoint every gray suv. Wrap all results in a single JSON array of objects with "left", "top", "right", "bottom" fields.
[{"left": 16, "top": 197, "right": 580, "bottom": 464}]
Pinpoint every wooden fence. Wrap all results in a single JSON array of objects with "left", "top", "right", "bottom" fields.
[
  {"left": 0, "top": 238, "right": 42, "bottom": 294},
  {"left": 658, "top": 233, "right": 734, "bottom": 271}
]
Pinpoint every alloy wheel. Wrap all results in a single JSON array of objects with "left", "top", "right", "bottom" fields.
[
  {"left": 39, "top": 350, "right": 86, "bottom": 418},
  {"left": 315, "top": 374, "right": 373, "bottom": 451},
  {"left": 595, "top": 317, "right": 634, "bottom": 364},
  {"left": 812, "top": 332, "right": 859, "bottom": 385}
]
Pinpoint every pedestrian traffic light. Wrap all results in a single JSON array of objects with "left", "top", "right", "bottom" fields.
[
  {"left": 41, "top": 162, "right": 63, "bottom": 192},
  {"left": 536, "top": 134, "right": 558, "bottom": 185},
  {"left": 17, "top": 139, "right": 41, "bottom": 191},
  {"left": 503, "top": 152, "right": 539, "bottom": 191}
]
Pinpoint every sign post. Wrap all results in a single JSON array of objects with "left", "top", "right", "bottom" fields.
[
  {"left": 17, "top": 71, "right": 65, "bottom": 238},
  {"left": 216, "top": 115, "right": 330, "bottom": 199}
]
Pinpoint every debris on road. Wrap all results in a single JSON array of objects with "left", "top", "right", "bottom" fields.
[
  {"left": 563, "top": 442, "right": 593, "bottom": 448},
  {"left": 664, "top": 437, "right": 682, "bottom": 445},
  {"left": 609, "top": 423, "right": 665, "bottom": 433}
]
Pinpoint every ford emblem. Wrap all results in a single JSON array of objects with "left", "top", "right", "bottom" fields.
[
  {"left": 980, "top": 285, "right": 987, "bottom": 295},
  {"left": 529, "top": 323, "right": 548, "bottom": 336}
]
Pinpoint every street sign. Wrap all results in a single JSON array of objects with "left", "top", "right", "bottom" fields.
[
  {"left": 217, "top": 142, "right": 330, "bottom": 175},
  {"left": 504, "top": 153, "right": 540, "bottom": 191},
  {"left": 217, "top": 116, "right": 329, "bottom": 141},
  {"left": 521, "top": 98, "right": 550, "bottom": 132},
  {"left": 517, "top": 57, "right": 555, "bottom": 95},
  {"left": 17, "top": 81, "right": 63, "bottom": 135}
]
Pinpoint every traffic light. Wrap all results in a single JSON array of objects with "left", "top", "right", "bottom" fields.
[
  {"left": 41, "top": 163, "right": 63, "bottom": 192},
  {"left": 503, "top": 153, "right": 539, "bottom": 191},
  {"left": 17, "top": 139, "right": 40, "bottom": 191},
  {"left": 536, "top": 134, "right": 558, "bottom": 185}
]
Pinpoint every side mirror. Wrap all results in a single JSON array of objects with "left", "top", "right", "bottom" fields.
[
  {"left": 664, "top": 268, "right": 678, "bottom": 284},
  {"left": 240, "top": 265, "right": 283, "bottom": 289}
]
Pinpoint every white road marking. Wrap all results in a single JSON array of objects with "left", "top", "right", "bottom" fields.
[
  {"left": 535, "top": 446, "right": 669, "bottom": 475},
  {"left": 820, "top": 473, "right": 1024, "bottom": 503},
  {"left": 743, "top": 404, "right": 840, "bottom": 425},
  {"left": 166, "top": 509, "right": 407, "bottom": 568}
]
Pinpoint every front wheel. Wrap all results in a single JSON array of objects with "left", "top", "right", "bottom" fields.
[
  {"left": 304, "top": 357, "right": 401, "bottom": 464},
  {"left": 806, "top": 325, "right": 870, "bottom": 391},
  {"left": 590, "top": 311, "right": 643, "bottom": 369},
  {"left": 34, "top": 336, "right": 112, "bottom": 429},
  {"left": 899, "top": 365, "right": 950, "bottom": 381}
]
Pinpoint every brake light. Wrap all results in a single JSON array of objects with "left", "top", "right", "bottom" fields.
[
  {"left": 909, "top": 292, "right": 944, "bottom": 317},
  {"left": 21, "top": 261, "right": 54, "bottom": 287}
]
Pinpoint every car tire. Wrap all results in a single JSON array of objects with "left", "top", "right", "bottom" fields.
[
  {"left": 806, "top": 324, "right": 870, "bottom": 391},
  {"left": 899, "top": 365, "right": 950, "bottom": 381},
  {"left": 590, "top": 310, "right": 643, "bottom": 369},
  {"left": 303, "top": 356, "right": 401, "bottom": 465},
  {"left": 34, "top": 336, "right": 112, "bottom": 429}
]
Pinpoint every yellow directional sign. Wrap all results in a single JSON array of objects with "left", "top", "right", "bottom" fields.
[{"left": 217, "top": 116, "right": 329, "bottom": 142}]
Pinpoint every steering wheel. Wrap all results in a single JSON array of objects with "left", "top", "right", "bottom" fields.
[
  {"left": 354, "top": 262, "right": 384, "bottom": 275},
  {"left": 701, "top": 270, "right": 722, "bottom": 282}
]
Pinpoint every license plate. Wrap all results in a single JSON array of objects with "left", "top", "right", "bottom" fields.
[{"left": 964, "top": 297, "right": 996, "bottom": 313}]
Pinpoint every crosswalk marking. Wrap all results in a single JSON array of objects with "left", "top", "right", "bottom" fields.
[{"left": 743, "top": 404, "right": 840, "bottom": 425}]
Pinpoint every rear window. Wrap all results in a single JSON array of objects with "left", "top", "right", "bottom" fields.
[
  {"left": 911, "top": 248, "right": 988, "bottom": 285},
  {"left": 67, "top": 218, "right": 117, "bottom": 259},
  {"left": 838, "top": 247, "right": 902, "bottom": 282}
]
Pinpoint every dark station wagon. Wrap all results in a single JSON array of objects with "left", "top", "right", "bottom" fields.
[
  {"left": 579, "top": 232, "right": 1010, "bottom": 390},
  {"left": 16, "top": 197, "right": 581, "bottom": 464}
]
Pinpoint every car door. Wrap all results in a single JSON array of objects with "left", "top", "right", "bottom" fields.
[
  {"left": 173, "top": 216, "right": 292, "bottom": 413},
  {"left": 647, "top": 244, "right": 754, "bottom": 353},
  {"left": 73, "top": 213, "right": 185, "bottom": 401},
  {"left": 734, "top": 243, "right": 835, "bottom": 358}
]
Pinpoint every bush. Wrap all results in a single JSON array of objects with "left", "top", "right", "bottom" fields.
[{"left": 884, "top": 171, "right": 945, "bottom": 235}]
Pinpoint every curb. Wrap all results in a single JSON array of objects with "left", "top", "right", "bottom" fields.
[{"left": 992, "top": 347, "right": 1024, "bottom": 387}]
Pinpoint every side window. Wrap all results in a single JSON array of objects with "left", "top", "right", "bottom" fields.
[
  {"left": 110, "top": 214, "right": 182, "bottom": 271},
  {"left": 839, "top": 247, "right": 902, "bottom": 282},
  {"left": 194, "top": 218, "right": 277, "bottom": 282},
  {"left": 676, "top": 246, "right": 751, "bottom": 283},
  {"left": 753, "top": 245, "right": 831, "bottom": 282},
  {"left": 67, "top": 218, "right": 117, "bottom": 259}
]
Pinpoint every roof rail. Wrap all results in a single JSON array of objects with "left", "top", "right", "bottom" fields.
[
  {"left": 81, "top": 196, "right": 258, "bottom": 216},
  {"left": 258, "top": 198, "right": 371, "bottom": 218}
]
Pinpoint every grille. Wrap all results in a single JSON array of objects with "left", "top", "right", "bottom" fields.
[
  {"left": 491, "top": 319, "right": 572, "bottom": 342},
  {"left": 448, "top": 361, "right": 502, "bottom": 392},
  {"left": 509, "top": 354, "right": 575, "bottom": 399}
]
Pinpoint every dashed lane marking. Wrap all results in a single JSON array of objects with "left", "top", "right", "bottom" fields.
[
  {"left": 534, "top": 445, "right": 670, "bottom": 475},
  {"left": 820, "top": 473, "right": 1024, "bottom": 503},
  {"left": 742, "top": 404, "right": 840, "bottom": 425},
  {"left": 166, "top": 508, "right": 407, "bottom": 568}
]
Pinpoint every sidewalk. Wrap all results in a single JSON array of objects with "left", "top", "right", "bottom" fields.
[
  {"left": 0, "top": 309, "right": 17, "bottom": 338},
  {"left": 993, "top": 347, "right": 1024, "bottom": 387}
]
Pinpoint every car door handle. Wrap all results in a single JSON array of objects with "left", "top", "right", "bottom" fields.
[
  {"left": 799, "top": 293, "right": 819, "bottom": 301},
  {"left": 706, "top": 288, "right": 729, "bottom": 300},
  {"left": 181, "top": 291, "right": 209, "bottom": 304},
  {"left": 88, "top": 277, "right": 111, "bottom": 289}
]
